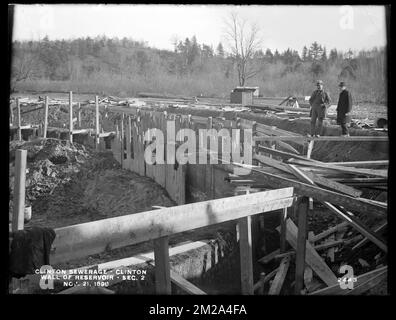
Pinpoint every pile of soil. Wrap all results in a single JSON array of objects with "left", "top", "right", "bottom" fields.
[{"left": 9, "top": 138, "right": 174, "bottom": 229}]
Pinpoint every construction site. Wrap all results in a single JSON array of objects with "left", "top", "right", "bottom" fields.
[{"left": 8, "top": 90, "right": 388, "bottom": 295}]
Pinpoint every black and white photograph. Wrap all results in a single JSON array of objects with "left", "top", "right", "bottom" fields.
[{"left": 7, "top": 4, "right": 389, "bottom": 300}]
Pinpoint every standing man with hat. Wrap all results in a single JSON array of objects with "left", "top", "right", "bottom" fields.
[
  {"left": 309, "top": 80, "right": 331, "bottom": 137},
  {"left": 337, "top": 81, "right": 353, "bottom": 137}
]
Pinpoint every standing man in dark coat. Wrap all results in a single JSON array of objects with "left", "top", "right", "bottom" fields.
[
  {"left": 309, "top": 80, "right": 331, "bottom": 137},
  {"left": 337, "top": 81, "right": 353, "bottom": 137}
]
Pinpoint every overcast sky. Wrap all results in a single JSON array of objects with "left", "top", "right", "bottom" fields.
[{"left": 12, "top": 4, "right": 387, "bottom": 54}]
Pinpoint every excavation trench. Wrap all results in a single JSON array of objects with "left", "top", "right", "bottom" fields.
[{"left": 10, "top": 105, "right": 387, "bottom": 294}]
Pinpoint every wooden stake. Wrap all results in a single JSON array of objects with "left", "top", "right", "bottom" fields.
[
  {"left": 95, "top": 96, "right": 100, "bottom": 149},
  {"left": 69, "top": 91, "right": 73, "bottom": 143},
  {"left": 10, "top": 101, "right": 14, "bottom": 125},
  {"left": 238, "top": 215, "right": 254, "bottom": 295},
  {"left": 154, "top": 236, "right": 171, "bottom": 294},
  {"left": 295, "top": 197, "right": 308, "bottom": 294},
  {"left": 77, "top": 102, "right": 81, "bottom": 128},
  {"left": 12, "top": 149, "right": 27, "bottom": 232},
  {"left": 16, "top": 98, "right": 22, "bottom": 141},
  {"left": 43, "top": 96, "right": 49, "bottom": 138}
]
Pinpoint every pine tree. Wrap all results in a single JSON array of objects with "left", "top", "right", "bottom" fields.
[
  {"left": 302, "top": 46, "right": 308, "bottom": 61},
  {"left": 216, "top": 42, "right": 224, "bottom": 57}
]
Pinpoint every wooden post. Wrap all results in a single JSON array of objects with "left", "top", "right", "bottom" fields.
[
  {"left": 126, "top": 115, "right": 132, "bottom": 163},
  {"left": 208, "top": 117, "right": 215, "bottom": 199},
  {"left": 120, "top": 114, "right": 125, "bottom": 167},
  {"left": 77, "top": 102, "right": 81, "bottom": 128},
  {"left": 10, "top": 101, "right": 14, "bottom": 126},
  {"left": 295, "top": 197, "right": 309, "bottom": 294},
  {"left": 43, "top": 96, "right": 49, "bottom": 138},
  {"left": 16, "top": 98, "right": 22, "bottom": 141},
  {"left": 69, "top": 91, "right": 73, "bottom": 143},
  {"left": 238, "top": 215, "right": 254, "bottom": 295},
  {"left": 154, "top": 236, "right": 171, "bottom": 294},
  {"left": 95, "top": 96, "right": 100, "bottom": 150},
  {"left": 12, "top": 149, "right": 27, "bottom": 232},
  {"left": 307, "top": 140, "right": 314, "bottom": 159}
]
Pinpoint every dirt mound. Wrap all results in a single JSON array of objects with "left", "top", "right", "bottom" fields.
[{"left": 9, "top": 138, "right": 175, "bottom": 229}]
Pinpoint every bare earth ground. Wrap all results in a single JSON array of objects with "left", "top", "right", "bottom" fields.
[{"left": 9, "top": 92, "right": 388, "bottom": 294}]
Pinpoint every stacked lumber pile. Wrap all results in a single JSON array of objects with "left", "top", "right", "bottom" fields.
[{"left": 225, "top": 146, "right": 387, "bottom": 295}]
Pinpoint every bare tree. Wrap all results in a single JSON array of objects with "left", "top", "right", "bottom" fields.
[{"left": 223, "top": 12, "right": 263, "bottom": 86}]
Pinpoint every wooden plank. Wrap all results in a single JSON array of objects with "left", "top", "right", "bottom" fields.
[
  {"left": 95, "top": 96, "right": 100, "bottom": 149},
  {"left": 69, "top": 91, "right": 73, "bottom": 143},
  {"left": 253, "top": 268, "right": 279, "bottom": 292},
  {"left": 295, "top": 197, "right": 309, "bottom": 294},
  {"left": 12, "top": 149, "right": 27, "bottom": 232},
  {"left": 257, "top": 145, "right": 321, "bottom": 162},
  {"left": 309, "top": 266, "right": 387, "bottom": 295},
  {"left": 254, "top": 154, "right": 362, "bottom": 197},
  {"left": 311, "top": 222, "right": 349, "bottom": 243},
  {"left": 16, "top": 98, "right": 22, "bottom": 141},
  {"left": 254, "top": 135, "right": 388, "bottom": 142},
  {"left": 288, "top": 158, "right": 388, "bottom": 178},
  {"left": 170, "top": 270, "right": 207, "bottom": 295},
  {"left": 327, "top": 160, "right": 388, "bottom": 168},
  {"left": 238, "top": 215, "right": 254, "bottom": 295},
  {"left": 77, "top": 102, "right": 81, "bottom": 128},
  {"left": 10, "top": 100, "right": 14, "bottom": 125},
  {"left": 344, "top": 269, "right": 387, "bottom": 295},
  {"left": 126, "top": 115, "right": 132, "bottom": 166},
  {"left": 306, "top": 140, "right": 314, "bottom": 159},
  {"left": 245, "top": 165, "right": 386, "bottom": 217},
  {"left": 43, "top": 96, "right": 49, "bottom": 138},
  {"left": 51, "top": 187, "right": 294, "bottom": 264},
  {"left": 154, "top": 236, "right": 171, "bottom": 294},
  {"left": 279, "top": 219, "right": 338, "bottom": 286},
  {"left": 268, "top": 256, "right": 290, "bottom": 295},
  {"left": 287, "top": 164, "right": 387, "bottom": 253},
  {"left": 352, "top": 222, "right": 387, "bottom": 251}
]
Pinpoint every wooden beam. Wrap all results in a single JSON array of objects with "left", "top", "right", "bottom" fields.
[
  {"left": 352, "top": 222, "right": 387, "bottom": 251},
  {"left": 10, "top": 100, "right": 14, "bottom": 125},
  {"left": 290, "top": 165, "right": 388, "bottom": 252},
  {"left": 344, "top": 269, "right": 387, "bottom": 295},
  {"left": 254, "top": 135, "right": 388, "bottom": 142},
  {"left": 238, "top": 215, "right": 254, "bottom": 295},
  {"left": 253, "top": 268, "right": 279, "bottom": 292},
  {"left": 43, "top": 96, "right": 49, "bottom": 138},
  {"left": 288, "top": 158, "right": 388, "bottom": 178},
  {"left": 16, "top": 98, "right": 22, "bottom": 141},
  {"left": 77, "top": 102, "right": 81, "bottom": 128},
  {"left": 327, "top": 160, "right": 388, "bottom": 168},
  {"left": 51, "top": 188, "right": 294, "bottom": 264},
  {"left": 95, "top": 95, "right": 100, "bottom": 149},
  {"left": 69, "top": 91, "right": 73, "bottom": 143},
  {"left": 170, "top": 270, "right": 207, "bottom": 295},
  {"left": 154, "top": 236, "right": 171, "bottom": 294},
  {"left": 279, "top": 219, "right": 338, "bottom": 286},
  {"left": 295, "top": 197, "right": 309, "bottom": 294},
  {"left": 254, "top": 154, "right": 362, "bottom": 197},
  {"left": 309, "top": 266, "right": 387, "bottom": 295},
  {"left": 268, "top": 256, "right": 290, "bottom": 295},
  {"left": 247, "top": 166, "right": 386, "bottom": 217},
  {"left": 12, "top": 149, "right": 27, "bottom": 232},
  {"left": 311, "top": 222, "right": 349, "bottom": 243},
  {"left": 257, "top": 145, "right": 319, "bottom": 162},
  {"left": 287, "top": 164, "right": 387, "bottom": 253}
]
